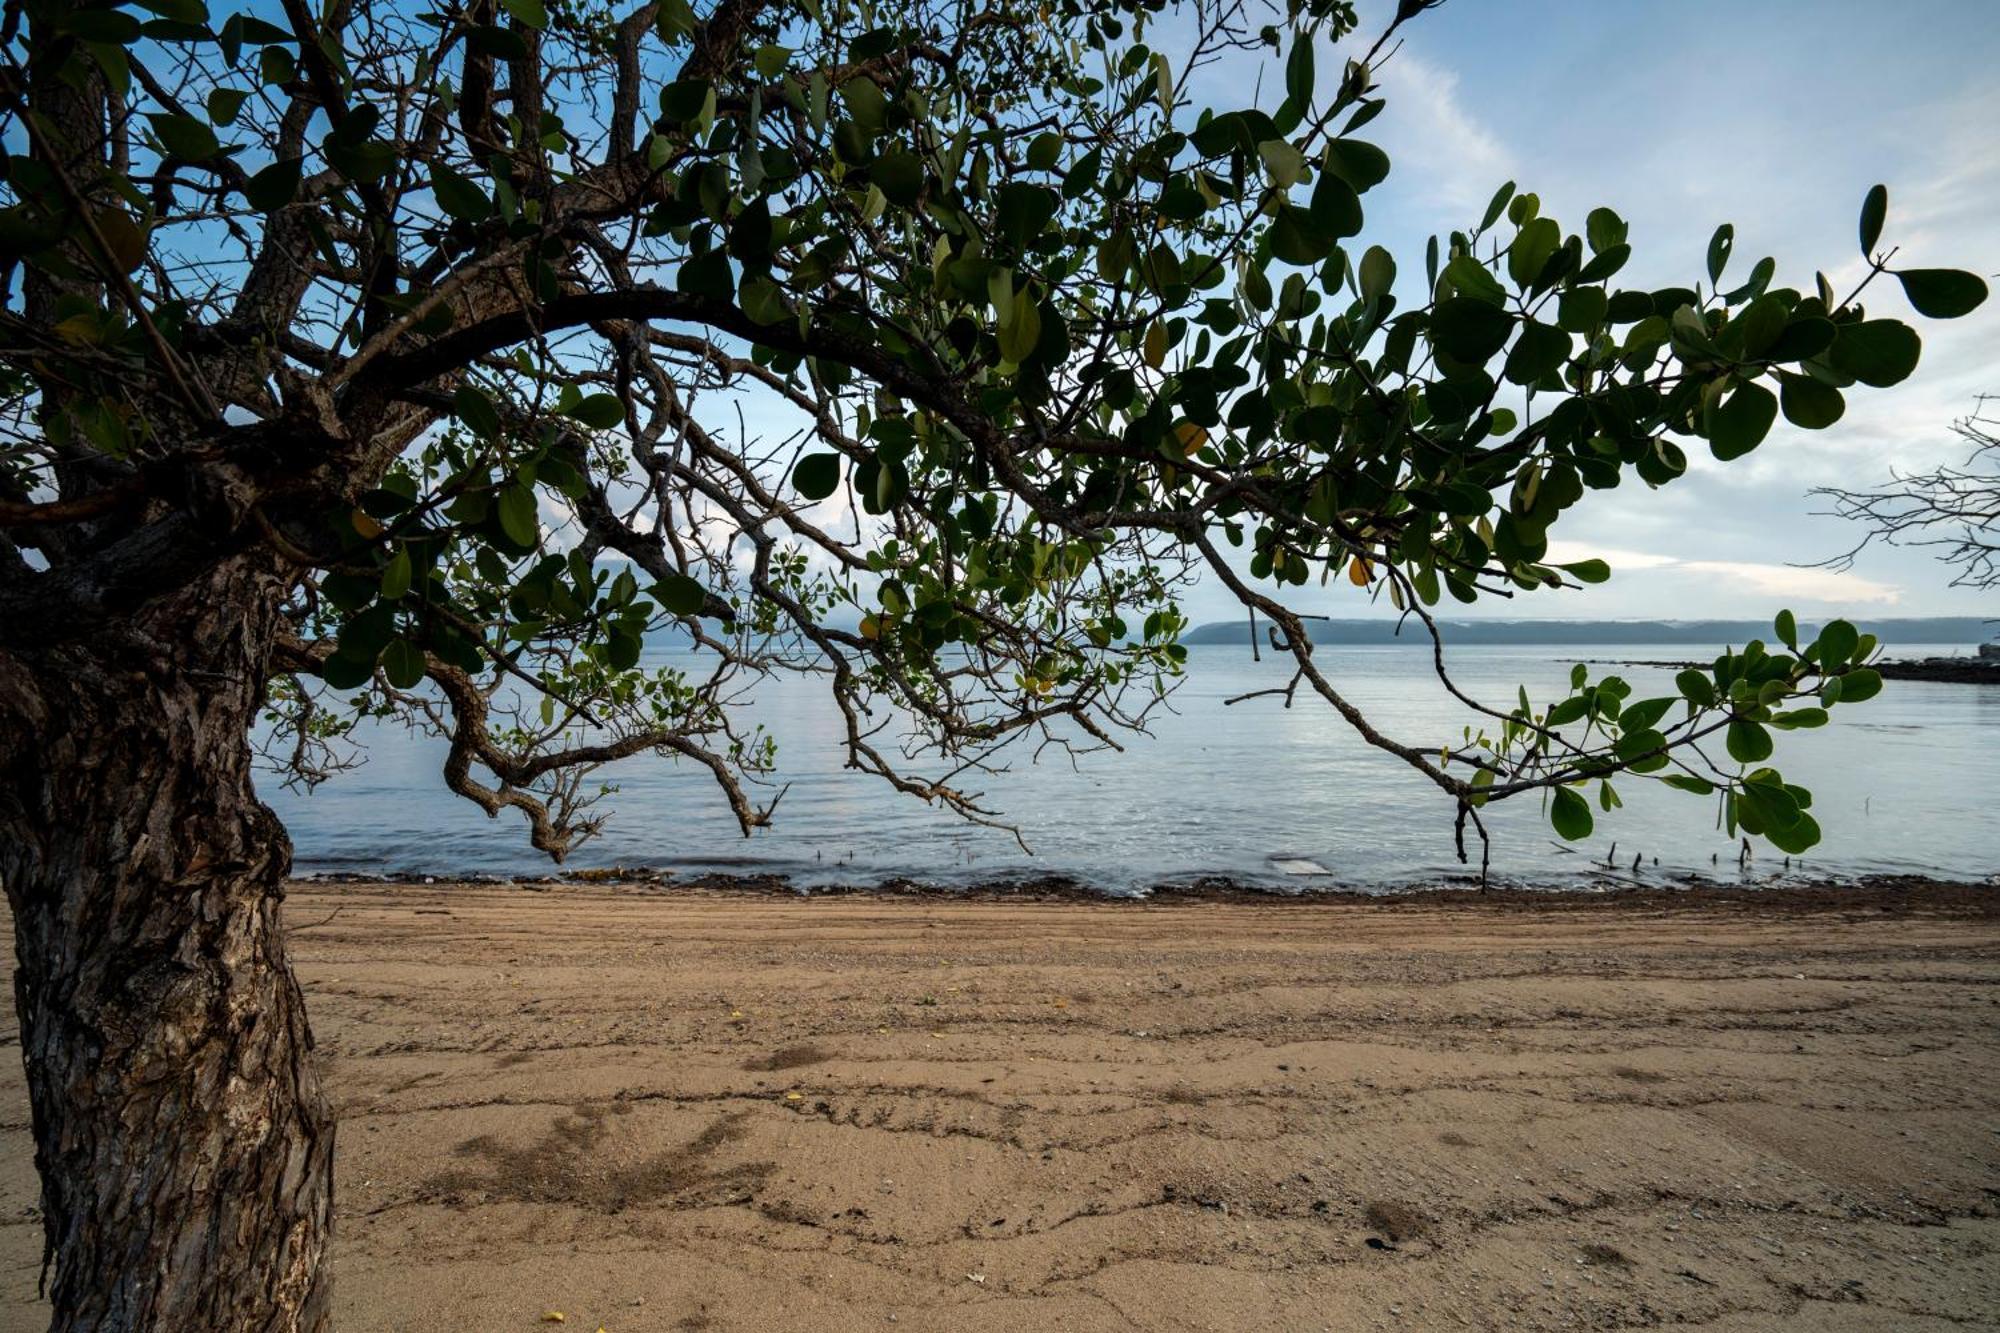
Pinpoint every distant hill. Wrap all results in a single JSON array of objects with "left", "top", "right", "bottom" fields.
[{"left": 1181, "top": 617, "right": 1993, "bottom": 647}]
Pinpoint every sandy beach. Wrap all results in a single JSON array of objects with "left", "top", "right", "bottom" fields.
[{"left": 3, "top": 879, "right": 1998, "bottom": 1331}]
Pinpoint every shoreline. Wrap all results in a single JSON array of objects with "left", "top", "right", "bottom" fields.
[
  {"left": 7, "top": 880, "right": 1998, "bottom": 1330},
  {"left": 288, "top": 869, "right": 2000, "bottom": 915}
]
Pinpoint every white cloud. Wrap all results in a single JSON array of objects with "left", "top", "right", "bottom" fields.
[
  {"left": 1368, "top": 49, "right": 1515, "bottom": 217},
  {"left": 1543, "top": 541, "right": 1678, "bottom": 572},
  {"left": 1544, "top": 540, "right": 1903, "bottom": 607},
  {"left": 1675, "top": 561, "right": 1902, "bottom": 606}
]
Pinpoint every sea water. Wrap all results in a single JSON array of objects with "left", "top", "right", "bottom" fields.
[{"left": 265, "top": 642, "right": 2000, "bottom": 892}]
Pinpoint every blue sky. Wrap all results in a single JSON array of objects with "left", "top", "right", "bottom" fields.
[{"left": 1170, "top": 0, "right": 2000, "bottom": 623}]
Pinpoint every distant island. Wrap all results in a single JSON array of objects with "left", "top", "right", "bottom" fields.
[{"left": 1180, "top": 616, "right": 1994, "bottom": 648}]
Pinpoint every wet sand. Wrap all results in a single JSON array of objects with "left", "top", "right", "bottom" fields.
[{"left": 3, "top": 879, "right": 1998, "bottom": 1331}]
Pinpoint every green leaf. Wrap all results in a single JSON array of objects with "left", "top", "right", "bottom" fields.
[
  {"left": 1504, "top": 320, "right": 1570, "bottom": 386},
  {"left": 1858, "top": 183, "right": 1887, "bottom": 258},
  {"left": 259, "top": 45, "right": 296, "bottom": 86},
  {"left": 1706, "top": 380, "right": 1777, "bottom": 460},
  {"left": 1767, "top": 316, "right": 1837, "bottom": 362},
  {"left": 998, "top": 297, "right": 1042, "bottom": 363},
  {"left": 1358, "top": 246, "right": 1395, "bottom": 305},
  {"left": 1285, "top": 32, "right": 1314, "bottom": 107},
  {"left": 1620, "top": 697, "right": 1675, "bottom": 732},
  {"left": 1575, "top": 244, "right": 1630, "bottom": 284},
  {"left": 454, "top": 385, "right": 503, "bottom": 438},
  {"left": 659, "top": 78, "right": 711, "bottom": 122},
  {"left": 1765, "top": 810, "right": 1821, "bottom": 855},
  {"left": 327, "top": 137, "right": 396, "bottom": 184},
  {"left": 380, "top": 548, "right": 412, "bottom": 601},
  {"left": 1774, "top": 609, "right": 1797, "bottom": 649},
  {"left": 1828, "top": 319, "right": 1921, "bottom": 387},
  {"left": 740, "top": 34, "right": 793, "bottom": 70},
  {"left": 1661, "top": 774, "right": 1714, "bottom": 795},
  {"left": 148, "top": 112, "right": 220, "bottom": 160},
  {"left": 381, "top": 639, "right": 427, "bottom": 690},
  {"left": 793, "top": 452, "right": 842, "bottom": 500},
  {"left": 738, "top": 274, "right": 788, "bottom": 325},
  {"left": 1777, "top": 371, "right": 1844, "bottom": 429},
  {"left": 1706, "top": 223, "right": 1733, "bottom": 285},
  {"left": 1726, "top": 719, "right": 1774, "bottom": 764},
  {"left": 872, "top": 150, "right": 924, "bottom": 206},
  {"left": 1550, "top": 786, "right": 1593, "bottom": 841},
  {"left": 1547, "top": 697, "right": 1588, "bottom": 727},
  {"left": 244, "top": 156, "right": 302, "bottom": 211},
  {"left": 839, "top": 73, "right": 888, "bottom": 131},
  {"left": 54, "top": 7, "right": 144, "bottom": 40},
  {"left": 1257, "top": 139, "right": 1306, "bottom": 188},
  {"left": 1585, "top": 207, "right": 1626, "bottom": 253},
  {"left": 502, "top": 0, "right": 546, "bottom": 28},
  {"left": 1835, "top": 667, "right": 1882, "bottom": 703},
  {"left": 1818, "top": 618, "right": 1859, "bottom": 668},
  {"left": 1614, "top": 728, "right": 1666, "bottom": 762},
  {"left": 1506, "top": 217, "right": 1560, "bottom": 289},
  {"left": 654, "top": 574, "right": 706, "bottom": 616},
  {"left": 1270, "top": 205, "right": 1330, "bottom": 265},
  {"left": 319, "top": 648, "right": 377, "bottom": 690},
  {"left": 1428, "top": 298, "right": 1513, "bottom": 365},
  {"left": 1740, "top": 777, "right": 1801, "bottom": 832},
  {"left": 496, "top": 483, "right": 539, "bottom": 547},
  {"left": 431, "top": 164, "right": 491, "bottom": 223},
  {"left": 1555, "top": 558, "right": 1610, "bottom": 585},
  {"left": 1675, "top": 668, "right": 1715, "bottom": 707},
  {"left": 995, "top": 183, "right": 1059, "bottom": 251},
  {"left": 207, "top": 87, "right": 249, "bottom": 127},
  {"left": 1308, "top": 172, "right": 1362, "bottom": 239},
  {"left": 1323, "top": 139, "right": 1390, "bottom": 192},
  {"left": 606, "top": 631, "right": 642, "bottom": 671},
  {"left": 1556, "top": 286, "right": 1608, "bottom": 333},
  {"left": 467, "top": 22, "right": 528, "bottom": 58},
  {"left": 565, "top": 393, "right": 625, "bottom": 430},
  {"left": 1444, "top": 254, "right": 1506, "bottom": 306},
  {"left": 1894, "top": 268, "right": 1988, "bottom": 319},
  {"left": 677, "top": 248, "right": 734, "bottom": 298},
  {"left": 1770, "top": 707, "right": 1828, "bottom": 730}
]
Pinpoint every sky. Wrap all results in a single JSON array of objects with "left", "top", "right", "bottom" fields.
[{"left": 1167, "top": 0, "right": 2000, "bottom": 624}]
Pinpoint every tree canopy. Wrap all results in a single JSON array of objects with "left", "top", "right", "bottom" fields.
[{"left": 2, "top": 0, "right": 1988, "bottom": 869}]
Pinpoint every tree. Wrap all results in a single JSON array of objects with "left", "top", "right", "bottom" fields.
[
  {"left": 0, "top": 0, "right": 1985, "bottom": 1324},
  {"left": 1814, "top": 396, "right": 2000, "bottom": 591}
]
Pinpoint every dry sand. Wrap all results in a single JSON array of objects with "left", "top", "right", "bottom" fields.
[{"left": 4, "top": 879, "right": 1999, "bottom": 1331}]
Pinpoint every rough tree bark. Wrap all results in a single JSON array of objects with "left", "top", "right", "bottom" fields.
[{"left": 0, "top": 555, "right": 334, "bottom": 1332}]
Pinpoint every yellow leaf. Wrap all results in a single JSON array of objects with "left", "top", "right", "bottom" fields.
[
  {"left": 53, "top": 314, "right": 103, "bottom": 346},
  {"left": 785, "top": 1091, "right": 802, "bottom": 1101},
  {"left": 541, "top": 1315, "right": 566, "bottom": 1325},
  {"left": 1142, "top": 321, "right": 1167, "bottom": 369},
  {"left": 351, "top": 510, "right": 384, "bottom": 540},
  {"left": 1173, "top": 421, "right": 1207, "bottom": 459},
  {"left": 1347, "top": 556, "right": 1372, "bottom": 587},
  {"left": 93, "top": 207, "right": 148, "bottom": 273}
]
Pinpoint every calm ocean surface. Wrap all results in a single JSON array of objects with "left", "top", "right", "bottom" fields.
[{"left": 266, "top": 642, "right": 1999, "bottom": 893}]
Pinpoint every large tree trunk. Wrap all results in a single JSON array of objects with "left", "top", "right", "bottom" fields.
[{"left": 0, "top": 556, "right": 333, "bottom": 1332}]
